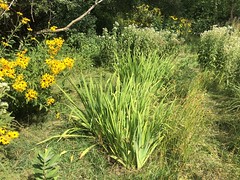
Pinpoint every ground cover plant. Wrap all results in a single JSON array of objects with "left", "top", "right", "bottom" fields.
[{"left": 1, "top": 1, "right": 240, "bottom": 179}]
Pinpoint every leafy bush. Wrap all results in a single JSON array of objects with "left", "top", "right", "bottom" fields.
[
  {"left": 0, "top": 37, "right": 74, "bottom": 120},
  {"left": 164, "top": 15, "right": 192, "bottom": 38},
  {"left": 119, "top": 25, "right": 183, "bottom": 54},
  {"left": 198, "top": 26, "right": 240, "bottom": 87},
  {"left": 66, "top": 32, "right": 101, "bottom": 59},
  {"left": 117, "top": 4, "right": 162, "bottom": 29},
  {"left": 97, "top": 23, "right": 183, "bottom": 66}
]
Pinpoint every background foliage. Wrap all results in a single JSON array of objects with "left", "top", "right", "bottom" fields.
[{"left": 1, "top": 0, "right": 240, "bottom": 40}]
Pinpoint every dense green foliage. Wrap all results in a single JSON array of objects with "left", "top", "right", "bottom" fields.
[
  {"left": 198, "top": 26, "right": 240, "bottom": 87},
  {"left": 1, "top": 0, "right": 240, "bottom": 40}
]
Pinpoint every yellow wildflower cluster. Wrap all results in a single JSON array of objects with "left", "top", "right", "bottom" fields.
[
  {"left": 45, "top": 58, "right": 66, "bottom": 75},
  {"left": 12, "top": 74, "right": 27, "bottom": 92},
  {"left": 0, "top": 51, "right": 38, "bottom": 102},
  {"left": 63, "top": 57, "right": 74, "bottom": 69},
  {"left": 25, "top": 89, "right": 38, "bottom": 101},
  {"left": 169, "top": 15, "right": 192, "bottom": 35},
  {"left": 0, "top": 57, "right": 16, "bottom": 79},
  {"left": 1, "top": 41, "right": 10, "bottom": 47},
  {"left": 47, "top": 97, "right": 55, "bottom": 105},
  {"left": 46, "top": 37, "right": 64, "bottom": 56},
  {"left": 21, "top": 17, "right": 30, "bottom": 24},
  {"left": 0, "top": 127, "right": 19, "bottom": 145},
  {"left": 0, "top": 50, "right": 30, "bottom": 80},
  {"left": 131, "top": 4, "right": 162, "bottom": 28},
  {"left": 15, "top": 49, "right": 30, "bottom": 69},
  {"left": 0, "top": 0, "right": 9, "bottom": 11},
  {"left": 40, "top": 73, "right": 55, "bottom": 89},
  {"left": 45, "top": 57, "right": 74, "bottom": 75},
  {"left": 0, "top": 36, "right": 74, "bottom": 113}
]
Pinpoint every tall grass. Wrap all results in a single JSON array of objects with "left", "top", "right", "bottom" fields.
[
  {"left": 157, "top": 72, "right": 240, "bottom": 179},
  {"left": 59, "top": 50, "right": 177, "bottom": 169},
  {"left": 114, "top": 50, "right": 176, "bottom": 86}
]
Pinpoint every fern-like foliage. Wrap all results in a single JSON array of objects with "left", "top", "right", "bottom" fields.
[{"left": 33, "top": 148, "right": 60, "bottom": 180}]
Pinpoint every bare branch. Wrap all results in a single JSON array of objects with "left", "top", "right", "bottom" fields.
[
  {"left": 30, "top": 0, "right": 35, "bottom": 22},
  {"left": 36, "top": 0, "right": 104, "bottom": 34}
]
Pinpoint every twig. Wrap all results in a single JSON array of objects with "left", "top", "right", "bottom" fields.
[
  {"left": 30, "top": 0, "right": 35, "bottom": 22},
  {"left": 36, "top": 0, "right": 104, "bottom": 34}
]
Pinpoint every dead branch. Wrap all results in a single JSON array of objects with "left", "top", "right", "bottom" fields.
[{"left": 36, "top": 0, "right": 104, "bottom": 34}]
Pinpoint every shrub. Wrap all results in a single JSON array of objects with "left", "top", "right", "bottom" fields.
[
  {"left": 97, "top": 23, "right": 183, "bottom": 67},
  {"left": 164, "top": 15, "right": 192, "bottom": 38},
  {"left": 117, "top": 4, "right": 162, "bottom": 29},
  {"left": 0, "top": 37, "right": 74, "bottom": 120},
  {"left": 66, "top": 32, "right": 101, "bottom": 58},
  {"left": 119, "top": 25, "right": 183, "bottom": 54},
  {"left": 198, "top": 26, "right": 240, "bottom": 87}
]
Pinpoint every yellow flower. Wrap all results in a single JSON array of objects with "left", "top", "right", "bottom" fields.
[
  {"left": 40, "top": 73, "right": 55, "bottom": 88},
  {"left": 46, "top": 58, "right": 66, "bottom": 75},
  {"left": 46, "top": 37, "right": 64, "bottom": 56},
  {"left": 50, "top": 26, "right": 57, "bottom": 32},
  {"left": 56, "top": 112, "right": 60, "bottom": 119},
  {"left": 16, "top": 56, "right": 30, "bottom": 69},
  {"left": 25, "top": 89, "right": 38, "bottom": 101},
  {"left": 31, "top": 37, "right": 38, "bottom": 42},
  {"left": 27, "top": 27, "right": 33, "bottom": 31},
  {"left": 47, "top": 97, "right": 55, "bottom": 105},
  {"left": 7, "top": 131, "right": 19, "bottom": 139},
  {"left": 12, "top": 80, "right": 27, "bottom": 92},
  {"left": 63, "top": 57, "right": 74, "bottom": 69},
  {"left": 15, "top": 49, "right": 30, "bottom": 69},
  {"left": 1, "top": 41, "right": 10, "bottom": 47},
  {"left": 0, "top": 57, "right": 16, "bottom": 78},
  {"left": 21, "top": 17, "right": 30, "bottom": 24},
  {"left": 170, "top": 15, "right": 178, "bottom": 21},
  {"left": 0, "top": 136, "right": 10, "bottom": 145},
  {"left": 4, "top": 68, "right": 15, "bottom": 79},
  {"left": 0, "top": 128, "right": 6, "bottom": 135},
  {"left": 15, "top": 74, "right": 24, "bottom": 81},
  {"left": 17, "top": 11, "right": 23, "bottom": 16},
  {"left": 0, "top": 2, "right": 9, "bottom": 10}
]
